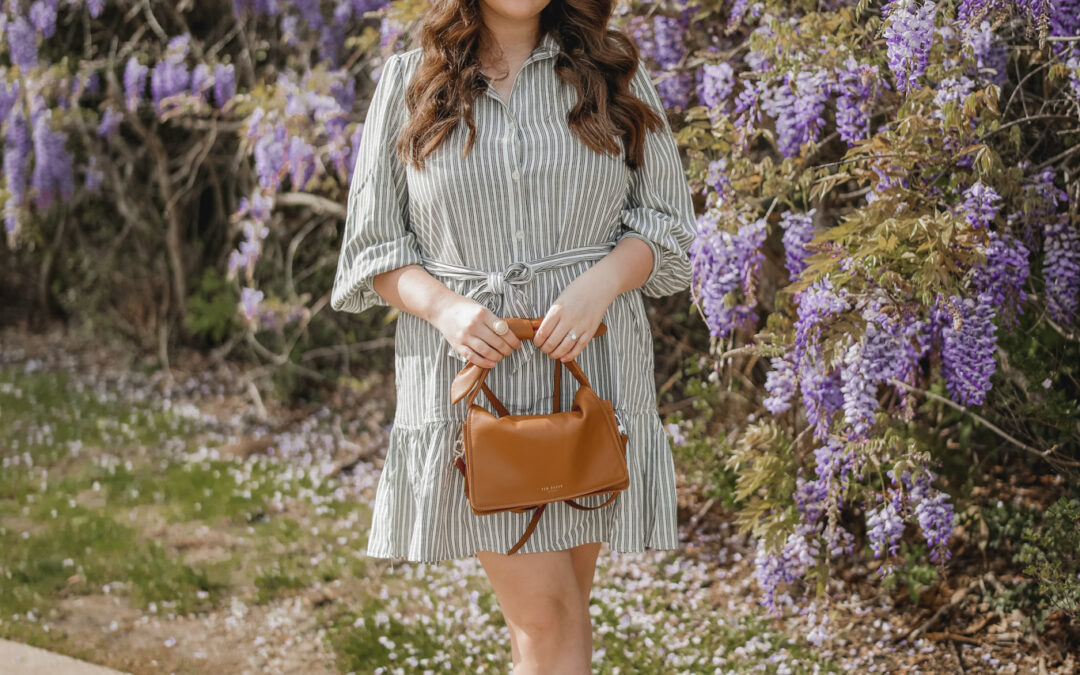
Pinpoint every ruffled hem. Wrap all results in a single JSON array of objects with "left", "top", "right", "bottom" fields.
[{"left": 363, "top": 409, "right": 680, "bottom": 564}]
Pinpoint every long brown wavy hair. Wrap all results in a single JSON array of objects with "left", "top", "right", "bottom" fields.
[{"left": 394, "top": 0, "right": 666, "bottom": 172}]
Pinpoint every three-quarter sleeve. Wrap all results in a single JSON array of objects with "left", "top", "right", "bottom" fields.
[
  {"left": 614, "top": 57, "right": 697, "bottom": 298},
  {"left": 330, "top": 53, "right": 424, "bottom": 314}
]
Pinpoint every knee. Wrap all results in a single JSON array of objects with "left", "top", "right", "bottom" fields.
[{"left": 512, "top": 590, "right": 586, "bottom": 642}]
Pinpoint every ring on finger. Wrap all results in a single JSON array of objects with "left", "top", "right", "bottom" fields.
[
  {"left": 492, "top": 319, "right": 509, "bottom": 335},
  {"left": 566, "top": 329, "right": 578, "bottom": 342}
]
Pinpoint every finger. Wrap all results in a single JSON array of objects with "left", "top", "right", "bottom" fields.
[
  {"left": 537, "top": 319, "right": 567, "bottom": 355},
  {"left": 467, "top": 349, "right": 498, "bottom": 369},
  {"left": 484, "top": 313, "right": 522, "bottom": 351},
  {"left": 533, "top": 311, "right": 560, "bottom": 351},
  {"left": 474, "top": 323, "right": 515, "bottom": 356},
  {"left": 545, "top": 323, "right": 574, "bottom": 358},
  {"left": 557, "top": 328, "right": 583, "bottom": 360},
  {"left": 560, "top": 326, "right": 594, "bottom": 362},
  {"left": 468, "top": 336, "right": 504, "bottom": 364},
  {"left": 458, "top": 344, "right": 494, "bottom": 369}
]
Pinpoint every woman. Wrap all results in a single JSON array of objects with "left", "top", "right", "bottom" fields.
[{"left": 330, "top": 0, "right": 696, "bottom": 669}]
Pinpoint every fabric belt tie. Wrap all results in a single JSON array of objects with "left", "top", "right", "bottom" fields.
[{"left": 421, "top": 242, "right": 615, "bottom": 374}]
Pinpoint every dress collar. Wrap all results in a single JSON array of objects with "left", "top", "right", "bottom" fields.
[{"left": 532, "top": 31, "right": 560, "bottom": 59}]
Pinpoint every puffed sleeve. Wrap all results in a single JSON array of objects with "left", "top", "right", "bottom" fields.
[
  {"left": 330, "top": 53, "right": 424, "bottom": 314},
  {"left": 614, "top": 57, "right": 697, "bottom": 298}
]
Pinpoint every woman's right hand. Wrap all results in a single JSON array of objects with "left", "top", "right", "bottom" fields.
[{"left": 432, "top": 296, "right": 523, "bottom": 368}]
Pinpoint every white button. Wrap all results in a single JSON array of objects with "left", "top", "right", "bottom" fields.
[
  {"left": 511, "top": 170, "right": 520, "bottom": 180},
  {"left": 515, "top": 230, "right": 524, "bottom": 239},
  {"left": 508, "top": 120, "right": 517, "bottom": 131}
]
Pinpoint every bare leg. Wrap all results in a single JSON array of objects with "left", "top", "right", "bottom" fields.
[
  {"left": 476, "top": 547, "right": 591, "bottom": 674},
  {"left": 568, "top": 541, "right": 603, "bottom": 664}
]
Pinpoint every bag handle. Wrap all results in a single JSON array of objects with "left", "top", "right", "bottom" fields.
[
  {"left": 449, "top": 318, "right": 607, "bottom": 412},
  {"left": 461, "top": 354, "right": 592, "bottom": 414}
]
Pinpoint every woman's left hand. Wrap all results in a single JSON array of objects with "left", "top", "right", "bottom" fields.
[{"left": 534, "top": 273, "right": 618, "bottom": 362}]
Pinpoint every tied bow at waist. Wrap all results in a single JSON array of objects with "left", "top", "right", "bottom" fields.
[{"left": 421, "top": 242, "right": 615, "bottom": 374}]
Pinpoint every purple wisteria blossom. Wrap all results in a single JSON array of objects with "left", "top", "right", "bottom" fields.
[
  {"left": 1011, "top": 167, "right": 1069, "bottom": 254},
  {"left": 3, "top": 107, "right": 31, "bottom": 235},
  {"left": 190, "top": 63, "right": 212, "bottom": 102},
  {"left": 30, "top": 108, "right": 74, "bottom": 210},
  {"left": 962, "top": 20, "right": 1008, "bottom": 87},
  {"left": 699, "top": 61, "right": 735, "bottom": 120},
  {"left": 903, "top": 469, "right": 955, "bottom": 562},
  {"left": 805, "top": 440, "right": 865, "bottom": 557},
  {"left": 0, "top": 74, "right": 20, "bottom": 129},
  {"left": 1050, "top": 0, "right": 1080, "bottom": 37},
  {"left": 789, "top": 279, "right": 851, "bottom": 439},
  {"left": 727, "top": 0, "right": 753, "bottom": 31},
  {"left": 763, "top": 353, "right": 797, "bottom": 414},
  {"left": 833, "top": 56, "right": 881, "bottom": 144},
  {"left": 87, "top": 0, "right": 105, "bottom": 18},
  {"left": 230, "top": 219, "right": 269, "bottom": 278},
  {"left": 801, "top": 348, "right": 845, "bottom": 441},
  {"left": 253, "top": 121, "right": 288, "bottom": 191},
  {"left": 239, "top": 286, "right": 264, "bottom": 323},
  {"left": 752, "top": 524, "right": 820, "bottom": 614},
  {"left": 151, "top": 35, "right": 192, "bottom": 114},
  {"left": 935, "top": 291, "right": 998, "bottom": 406},
  {"left": 760, "top": 68, "right": 831, "bottom": 158},
  {"left": 1043, "top": 216, "right": 1080, "bottom": 324},
  {"left": 957, "top": 0, "right": 1055, "bottom": 28},
  {"left": 6, "top": 16, "right": 38, "bottom": 71},
  {"left": 882, "top": 0, "right": 937, "bottom": 93},
  {"left": 779, "top": 208, "right": 817, "bottom": 280},
  {"left": 96, "top": 107, "right": 122, "bottom": 140},
  {"left": 838, "top": 300, "right": 927, "bottom": 441},
  {"left": 287, "top": 135, "right": 316, "bottom": 190},
  {"left": 960, "top": 181, "right": 1002, "bottom": 229},
  {"left": 213, "top": 63, "right": 236, "bottom": 109},
  {"left": 704, "top": 158, "right": 735, "bottom": 207},
  {"left": 123, "top": 57, "right": 148, "bottom": 112},
  {"left": 969, "top": 229, "right": 1030, "bottom": 324},
  {"left": 689, "top": 210, "right": 767, "bottom": 339},
  {"left": 235, "top": 191, "right": 274, "bottom": 224},
  {"left": 866, "top": 493, "right": 905, "bottom": 562},
  {"left": 793, "top": 277, "right": 850, "bottom": 363},
  {"left": 629, "top": 10, "right": 695, "bottom": 109},
  {"left": 30, "top": 0, "right": 59, "bottom": 38},
  {"left": 840, "top": 338, "right": 881, "bottom": 441},
  {"left": 731, "top": 80, "right": 762, "bottom": 153}
]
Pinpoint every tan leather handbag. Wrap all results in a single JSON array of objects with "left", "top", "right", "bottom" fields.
[{"left": 449, "top": 317, "right": 630, "bottom": 555}]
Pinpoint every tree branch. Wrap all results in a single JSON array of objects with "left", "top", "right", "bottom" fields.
[{"left": 886, "top": 378, "right": 1080, "bottom": 469}]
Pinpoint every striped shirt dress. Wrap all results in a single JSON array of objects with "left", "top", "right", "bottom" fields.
[{"left": 330, "top": 31, "right": 697, "bottom": 563}]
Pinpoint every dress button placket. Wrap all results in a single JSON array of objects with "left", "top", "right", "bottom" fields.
[
  {"left": 486, "top": 53, "right": 542, "bottom": 262},
  {"left": 505, "top": 113, "right": 526, "bottom": 259}
]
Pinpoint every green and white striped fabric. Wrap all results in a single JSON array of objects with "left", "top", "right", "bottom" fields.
[{"left": 331, "top": 31, "right": 697, "bottom": 562}]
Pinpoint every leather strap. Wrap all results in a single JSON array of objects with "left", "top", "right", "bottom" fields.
[
  {"left": 565, "top": 491, "right": 620, "bottom": 510},
  {"left": 553, "top": 356, "right": 561, "bottom": 413},
  {"left": 463, "top": 351, "right": 593, "bottom": 415},
  {"left": 507, "top": 504, "right": 547, "bottom": 555},
  {"left": 480, "top": 382, "right": 511, "bottom": 417}
]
